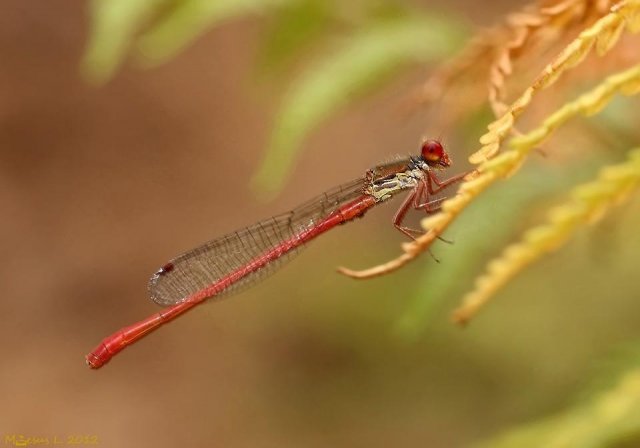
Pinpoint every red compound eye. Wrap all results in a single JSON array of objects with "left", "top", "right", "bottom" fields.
[{"left": 421, "top": 140, "right": 449, "bottom": 166}]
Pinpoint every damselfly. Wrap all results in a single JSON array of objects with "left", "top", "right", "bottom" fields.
[{"left": 86, "top": 140, "right": 469, "bottom": 369}]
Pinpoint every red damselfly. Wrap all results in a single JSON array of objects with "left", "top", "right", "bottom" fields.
[{"left": 86, "top": 140, "right": 468, "bottom": 369}]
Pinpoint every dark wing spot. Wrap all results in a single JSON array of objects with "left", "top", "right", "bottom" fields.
[{"left": 159, "top": 262, "right": 175, "bottom": 275}]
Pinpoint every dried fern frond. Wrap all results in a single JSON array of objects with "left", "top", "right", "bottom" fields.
[
  {"left": 411, "top": 0, "right": 614, "bottom": 119},
  {"left": 338, "top": 0, "right": 640, "bottom": 280},
  {"left": 453, "top": 148, "right": 640, "bottom": 325},
  {"left": 488, "top": 0, "right": 614, "bottom": 117},
  {"left": 509, "top": 62, "right": 640, "bottom": 151},
  {"left": 474, "top": 0, "right": 640, "bottom": 164}
]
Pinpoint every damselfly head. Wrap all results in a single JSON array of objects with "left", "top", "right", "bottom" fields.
[{"left": 420, "top": 139, "right": 450, "bottom": 168}]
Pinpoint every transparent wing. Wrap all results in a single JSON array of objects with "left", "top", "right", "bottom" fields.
[{"left": 148, "top": 178, "right": 366, "bottom": 306}]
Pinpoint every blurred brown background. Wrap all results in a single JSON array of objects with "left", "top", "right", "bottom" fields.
[{"left": 2, "top": 1, "right": 640, "bottom": 447}]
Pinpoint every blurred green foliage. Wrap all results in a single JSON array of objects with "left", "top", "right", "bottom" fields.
[
  {"left": 481, "top": 365, "right": 640, "bottom": 448},
  {"left": 82, "top": 0, "right": 169, "bottom": 82},
  {"left": 256, "top": 0, "right": 333, "bottom": 76},
  {"left": 253, "top": 14, "right": 465, "bottom": 196},
  {"left": 83, "top": 0, "right": 296, "bottom": 81},
  {"left": 83, "top": 0, "right": 466, "bottom": 196},
  {"left": 136, "top": 0, "right": 296, "bottom": 63}
]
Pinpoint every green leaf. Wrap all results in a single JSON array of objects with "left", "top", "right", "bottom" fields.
[
  {"left": 82, "top": 0, "right": 170, "bottom": 83},
  {"left": 256, "top": 0, "right": 333, "bottom": 76},
  {"left": 252, "top": 14, "right": 467, "bottom": 198},
  {"left": 136, "top": 0, "right": 295, "bottom": 64}
]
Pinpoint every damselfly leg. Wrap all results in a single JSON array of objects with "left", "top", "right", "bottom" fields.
[{"left": 393, "top": 169, "right": 470, "bottom": 240}]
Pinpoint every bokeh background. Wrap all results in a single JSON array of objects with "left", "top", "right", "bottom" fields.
[{"left": 2, "top": 1, "right": 640, "bottom": 447}]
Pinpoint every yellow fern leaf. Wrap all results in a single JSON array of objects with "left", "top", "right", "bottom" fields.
[
  {"left": 453, "top": 149, "right": 640, "bottom": 325},
  {"left": 472, "top": 0, "right": 640, "bottom": 164},
  {"left": 489, "top": 0, "right": 613, "bottom": 116},
  {"left": 509, "top": 63, "right": 640, "bottom": 150}
]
